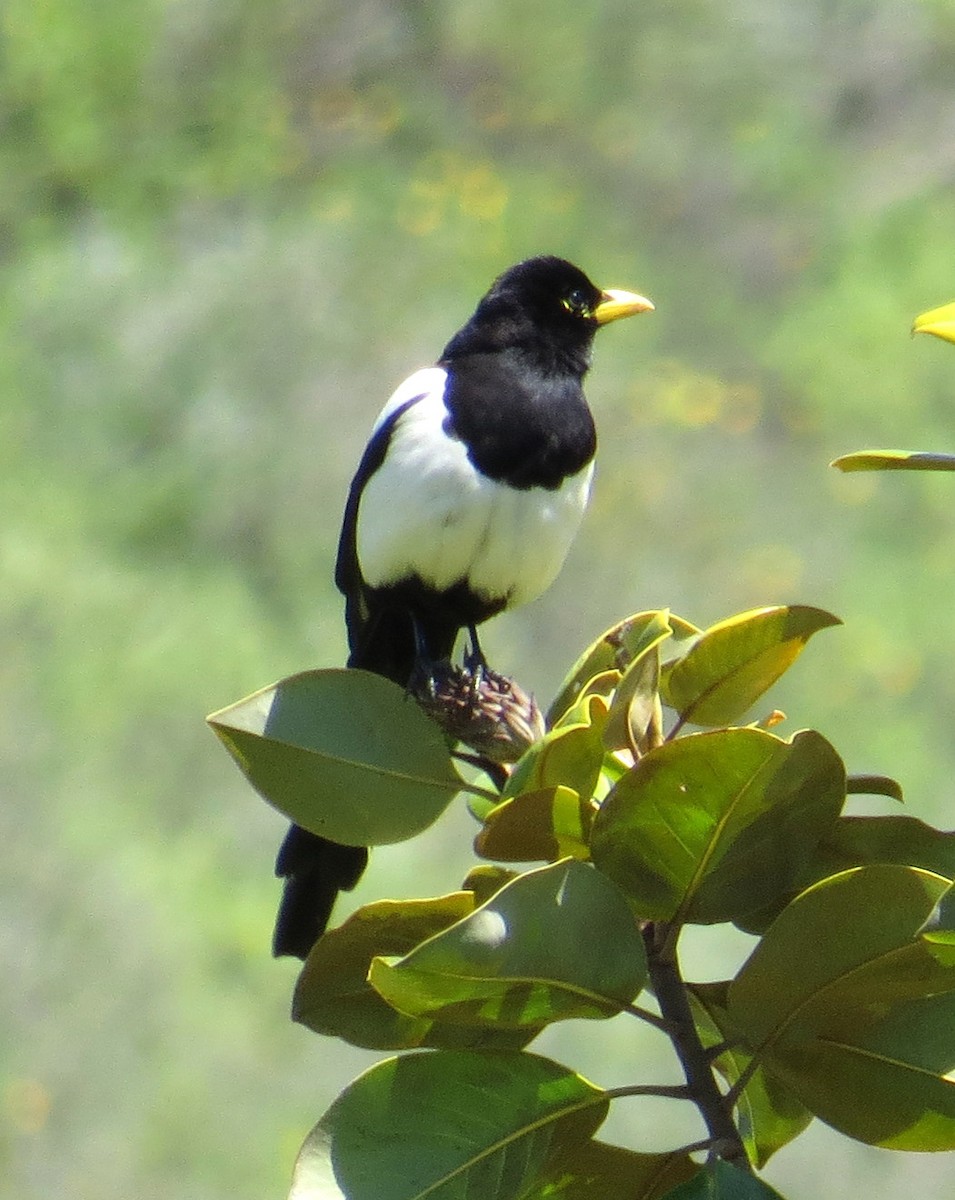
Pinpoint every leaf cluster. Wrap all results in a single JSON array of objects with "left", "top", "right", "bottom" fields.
[{"left": 209, "top": 605, "right": 955, "bottom": 1199}]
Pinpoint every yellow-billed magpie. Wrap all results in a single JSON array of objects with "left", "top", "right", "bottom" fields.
[{"left": 273, "top": 256, "right": 653, "bottom": 958}]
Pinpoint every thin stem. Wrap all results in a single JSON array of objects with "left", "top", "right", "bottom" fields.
[
  {"left": 604, "top": 1083, "right": 693, "bottom": 1101},
  {"left": 621, "top": 1001, "right": 676, "bottom": 1033},
  {"left": 644, "top": 922, "right": 750, "bottom": 1169},
  {"left": 666, "top": 713, "right": 689, "bottom": 742},
  {"left": 705, "top": 1039, "right": 742, "bottom": 1062},
  {"left": 450, "top": 749, "right": 508, "bottom": 792},
  {"left": 671, "top": 1137, "right": 720, "bottom": 1158},
  {"left": 724, "top": 1057, "right": 762, "bottom": 1110}
]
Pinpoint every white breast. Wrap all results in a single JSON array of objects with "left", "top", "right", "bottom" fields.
[{"left": 356, "top": 368, "right": 593, "bottom": 608}]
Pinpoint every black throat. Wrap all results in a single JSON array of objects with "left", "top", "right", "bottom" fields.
[{"left": 439, "top": 345, "right": 597, "bottom": 491}]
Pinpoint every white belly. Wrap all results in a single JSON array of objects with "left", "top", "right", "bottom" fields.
[{"left": 356, "top": 370, "right": 593, "bottom": 607}]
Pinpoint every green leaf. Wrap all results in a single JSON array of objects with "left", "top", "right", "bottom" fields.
[
  {"left": 602, "top": 613, "right": 670, "bottom": 753},
  {"left": 548, "top": 610, "right": 697, "bottom": 726},
  {"left": 461, "top": 865, "right": 520, "bottom": 906},
  {"left": 505, "top": 692, "right": 610, "bottom": 804},
  {"left": 530, "top": 1141, "right": 697, "bottom": 1199},
  {"left": 292, "top": 1050, "right": 609, "bottom": 1200},
  {"left": 736, "top": 814, "right": 955, "bottom": 935},
  {"left": 832, "top": 450, "right": 955, "bottom": 472},
  {"left": 590, "top": 728, "right": 845, "bottom": 924},
  {"left": 291, "top": 893, "right": 531, "bottom": 1051},
  {"left": 729, "top": 865, "right": 951, "bottom": 1041},
  {"left": 659, "top": 1159, "right": 785, "bottom": 1199},
  {"left": 475, "top": 786, "right": 594, "bottom": 863},
  {"left": 689, "top": 982, "right": 812, "bottom": 1168},
  {"left": 660, "top": 606, "right": 841, "bottom": 727},
  {"left": 729, "top": 866, "right": 955, "bottom": 1149},
  {"left": 845, "top": 774, "right": 904, "bottom": 801},
  {"left": 208, "top": 668, "right": 463, "bottom": 844},
  {"left": 820, "top": 815, "right": 955, "bottom": 879},
  {"left": 774, "top": 993, "right": 955, "bottom": 1151},
  {"left": 369, "top": 860, "right": 647, "bottom": 1028}
]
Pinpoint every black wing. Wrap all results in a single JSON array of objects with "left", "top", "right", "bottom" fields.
[{"left": 335, "top": 393, "right": 428, "bottom": 672}]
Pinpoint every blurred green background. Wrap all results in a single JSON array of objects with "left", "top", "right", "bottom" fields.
[{"left": 6, "top": 1, "right": 955, "bottom": 1196}]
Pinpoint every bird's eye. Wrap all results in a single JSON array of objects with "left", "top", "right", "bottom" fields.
[{"left": 562, "top": 288, "right": 592, "bottom": 318}]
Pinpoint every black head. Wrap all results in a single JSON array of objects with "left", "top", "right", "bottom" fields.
[{"left": 441, "top": 256, "right": 653, "bottom": 371}]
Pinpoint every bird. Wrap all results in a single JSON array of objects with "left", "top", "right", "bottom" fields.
[{"left": 272, "top": 255, "right": 654, "bottom": 958}]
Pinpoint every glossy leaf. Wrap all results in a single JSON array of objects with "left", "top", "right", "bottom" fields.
[
  {"left": 548, "top": 610, "right": 697, "bottom": 725},
  {"left": 730, "top": 866, "right": 951, "bottom": 1040},
  {"left": 460, "top": 865, "right": 520, "bottom": 906},
  {"left": 505, "top": 692, "right": 610, "bottom": 804},
  {"left": 736, "top": 815, "right": 955, "bottom": 935},
  {"left": 530, "top": 1141, "right": 697, "bottom": 1199},
  {"left": 291, "top": 1050, "right": 609, "bottom": 1200},
  {"left": 208, "top": 669, "right": 463, "bottom": 844},
  {"left": 820, "top": 815, "right": 955, "bottom": 880},
  {"left": 602, "top": 614, "right": 669, "bottom": 753},
  {"left": 292, "top": 893, "right": 530, "bottom": 1051},
  {"left": 369, "top": 860, "right": 647, "bottom": 1028},
  {"left": 690, "top": 982, "right": 812, "bottom": 1167},
  {"left": 590, "top": 728, "right": 845, "bottom": 924},
  {"left": 659, "top": 1160, "right": 785, "bottom": 1199},
  {"left": 832, "top": 450, "right": 955, "bottom": 472},
  {"left": 845, "top": 773, "right": 903, "bottom": 801},
  {"left": 475, "top": 786, "right": 593, "bottom": 863},
  {"left": 729, "top": 866, "right": 955, "bottom": 1149},
  {"left": 661, "top": 606, "right": 841, "bottom": 727}
]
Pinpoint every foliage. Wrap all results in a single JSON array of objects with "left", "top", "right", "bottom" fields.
[
  {"left": 15, "top": 4, "right": 955, "bottom": 1199},
  {"left": 211, "top": 604, "right": 955, "bottom": 1198}
]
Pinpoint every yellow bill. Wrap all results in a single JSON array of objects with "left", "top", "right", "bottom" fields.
[{"left": 594, "top": 288, "right": 655, "bottom": 325}]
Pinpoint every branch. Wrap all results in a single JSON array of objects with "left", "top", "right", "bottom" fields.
[{"left": 643, "top": 922, "right": 750, "bottom": 1169}]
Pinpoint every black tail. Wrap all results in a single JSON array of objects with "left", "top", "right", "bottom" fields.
[
  {"left": 271, "top": 602, "right": 460, "bottom": 959},
  {"left": 272, "top": 826, "right": 368, "bottom": 959}
]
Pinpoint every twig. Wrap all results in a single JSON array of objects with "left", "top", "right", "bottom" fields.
[
  {"left": 604, "top": 1083, "right": 693, "bottom": 1101},
  {"left": 643, "top": 922, "right": 750, "bottom": 1169},
  {"left": 621, "top": 1001, "right": 677, "bottom": 1033}
]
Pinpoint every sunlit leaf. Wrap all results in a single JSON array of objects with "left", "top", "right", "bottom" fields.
[
  {"left": 460, "top": 865, "right": 520, "bottom": 906},
  {"left": 208, "top": 669, "right": 463, "bottom": 844},
  {"left": 548, "top": 611, "right": 696, "bottom": 726},
  {"left": 370, "top": 860, "right": 646, "bottom": 1027},
  {"left": 603, "top": 614, "right": 670, "bottom": 753},
  {"left": 660, "top": 606, "right": 841, "bottom": 727},
  {"left": 292, "top": 1050, "right": 609, "bottom": 1200},
  {"left": 590, "top": 728, "right": 845, "bottom": 924},
  {"left": 832, "top": 450, "right": 955, "bottom": 472},
  {"left": 729, "top": 866, "right": 955, "bottom": 1149},
  {"left": 292, "top": 893, "right": 530, "bottom": 1051},
  {"left": 505, "top": 692, "right": 610, "bottom": 804},
  {"left": 475, "top": 786, "right": 593, "bottom": 863},
  {"left": 730, "top": 866, "right": 951, "bottom": 1040}
]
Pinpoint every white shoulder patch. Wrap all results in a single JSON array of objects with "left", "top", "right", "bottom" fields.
[
  {"left": 372, "top": 366, "right": 448, "bottom": 434},
  {"left": 357, "top": 361, "right": 594, "bottom": 611}
]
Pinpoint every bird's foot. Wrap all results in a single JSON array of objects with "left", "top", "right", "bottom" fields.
[
  {"left": 407, "top": 654, "right": 451, "bottom": 701},
  {"left": 463, "top": 625, "right": 490, "bottom": 695}
]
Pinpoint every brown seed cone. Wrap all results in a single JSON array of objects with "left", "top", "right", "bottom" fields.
[{"left": 412, "top": 662, "right": 546, "bottom": 764}]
